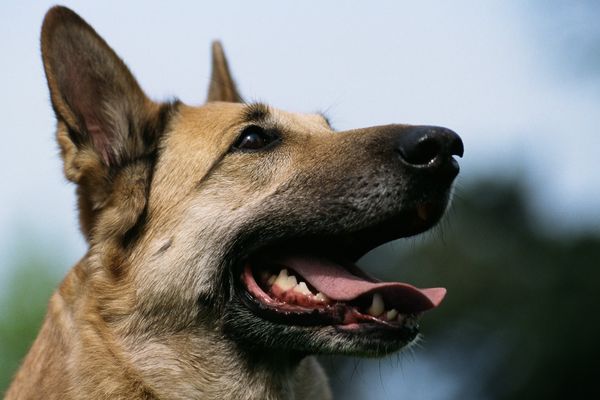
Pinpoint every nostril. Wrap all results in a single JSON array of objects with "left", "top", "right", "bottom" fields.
[
  {"left": 400, "top": 136, "right": 441, "bottom": 166},
  {"left": 396, "top": 126, "right": 463, "bottom": 168},
  {"left": 450, "top": 134, "right": 464, "bottom": 158}
]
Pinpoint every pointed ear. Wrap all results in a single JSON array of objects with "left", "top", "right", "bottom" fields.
[
  {"left": 41, "top": 6, "right": 178, "bottom": 240},
  {"left": 41, "top": 6, "right": 160, "bottom": 167},
  {"left": 207, "top": 41, "right": 242, "bottom": 103}
]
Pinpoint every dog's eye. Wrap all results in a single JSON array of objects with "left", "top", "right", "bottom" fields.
[{"left": 232, "top": 126, "right": 279, "bottom": 151}]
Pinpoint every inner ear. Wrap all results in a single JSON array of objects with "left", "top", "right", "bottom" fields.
[
  {"left": 207, "top": 41, "right": 243, "bottom": 103},
  {"left": 41, "top": 6, "right": 152, "bottom": 166}
]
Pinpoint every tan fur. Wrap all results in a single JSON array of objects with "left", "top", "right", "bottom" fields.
[
  {"left": 6, "top": 7, "right": 334, "bottom": 399},
  {"left": 8, "top": 106, "right": 333, "bottom": 400},
  {"left": 7, "top": 6, "right": 461, "bottom": 399}
]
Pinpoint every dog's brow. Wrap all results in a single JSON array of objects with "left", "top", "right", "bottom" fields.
[{"left": 242, "top": 102, "right": 271, "bottom": 124}]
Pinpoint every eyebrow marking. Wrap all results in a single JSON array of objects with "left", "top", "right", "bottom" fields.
[
  {"left": 195, "top": 106, "right": 268, "bottom": 190},
  {"left": 242, "top": 102, "right": 271, "bottom": 124}
]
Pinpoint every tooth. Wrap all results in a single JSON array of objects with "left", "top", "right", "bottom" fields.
[
  {"left": 274, "top": 269, "right": 295, "bottom": 291},
  {"left": 386, "top": 309, "right": 398, "bottom": 321},
  {"left": 293, "top": 282, "right": 313, "bottom": 296},
  {"left": 286, "top": 275, "right": 298, "bottom": 288},
  {"left": 267, "top": 274, "right": 276, "bottom": 285},
  {"left": 367, "top": 294, "right": 385, "bottom": 317},
  {"left": 315, "top": 292, "right": 329, "bottom": 302}
]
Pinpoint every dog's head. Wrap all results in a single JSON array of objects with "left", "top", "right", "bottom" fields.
[{"left": 42, "top": 7, "right": 462, "bottom": 359}]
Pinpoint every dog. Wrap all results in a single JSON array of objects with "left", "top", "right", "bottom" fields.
[{"left": 6, "top": 6, "right": 463, "bottom": 399}]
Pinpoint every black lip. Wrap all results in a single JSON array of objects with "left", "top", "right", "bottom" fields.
[
  {"left": 239, "top": 281, "right": 419, "bottom": 338},
  {"left": 334, "top": 320, "right": 419, "bottom": 343}
]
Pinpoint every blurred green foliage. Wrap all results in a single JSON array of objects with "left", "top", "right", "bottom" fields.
[
  {"left": 408, "top": 181, "right": 600, "bottom": 398},
  {"left": 0, "top": 257, "right": 60, "bottom": 394},
  {"left": 333, "top": 179, "right": 600, "bottom": 399},
  {"left": 1, "top": 179, "right": 599, "bottom": 398}
]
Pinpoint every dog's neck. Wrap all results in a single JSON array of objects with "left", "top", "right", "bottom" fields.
[
  {"left": 121, "top": 324, "right": 327, "bottom": 399},
  {"left": 8, "top": 262, "right": 331, "bottom": 400}
]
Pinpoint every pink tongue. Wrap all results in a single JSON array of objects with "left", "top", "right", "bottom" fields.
[{"left": 276, "top": 255, "right": 446, "bottom": 313}]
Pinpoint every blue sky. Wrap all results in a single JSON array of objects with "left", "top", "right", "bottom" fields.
[
  {"left": 1, "top": 0, "right": 599, "bottom": 274},
  {"left": 1, "top": 2, "right": 599, "bottom": 398},
  {"left": 2, "top": 0, "right": 599, "bottom": 272}
]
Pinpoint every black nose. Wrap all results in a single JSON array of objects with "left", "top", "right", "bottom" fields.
[{"left": 396, "top": 125, "right": 463, "bottom": 176}]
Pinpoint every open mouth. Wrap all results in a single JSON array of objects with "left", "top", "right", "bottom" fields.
[{"left": 239, "top": 203, "right": 448, "bottom": 336}]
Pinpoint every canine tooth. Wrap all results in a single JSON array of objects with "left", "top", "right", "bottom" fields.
[
  {"left": 367, "top": 293, "right": 385, "bottom": 317},
  {"left": 293, "top": 282, "right": 313, "bottom": 296},
  {"left": 274, "top": 269, "right": 295, "bottom": 291},
  {"left": 386, "top": 309, "right": 398, "bottom": 321},
  {"left": 267, "top": 274, "right": 276, "bottom": 285},
  {"left": 315, "top": 292, "right": 329, "bottom": 302}
]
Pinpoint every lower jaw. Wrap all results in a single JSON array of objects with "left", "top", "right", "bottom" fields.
[
  {"left": 226, "top": 298, "right": 419, "bottom": 358},
  {"left": 239, "top": 288, "right": 421, "bottom": 344}
]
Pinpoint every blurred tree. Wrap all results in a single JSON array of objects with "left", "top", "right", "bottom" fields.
[
  {"left": 0, "top": 256, "right": 60, "bottom": 395},
  {"left": 332, "top": 179, "right": 600, "bottom": 399}
]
